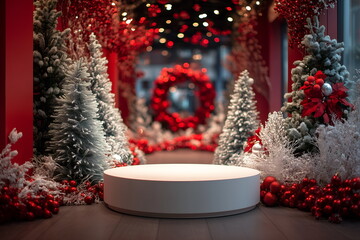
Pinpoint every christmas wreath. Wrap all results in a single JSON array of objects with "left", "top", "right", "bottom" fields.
[{"left": 151, "top": 64, "right": 216, "bottom": 132}]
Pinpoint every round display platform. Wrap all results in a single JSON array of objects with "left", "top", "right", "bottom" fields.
[{"left": 104, "top": 164, "right": 260, "bottom": 218}]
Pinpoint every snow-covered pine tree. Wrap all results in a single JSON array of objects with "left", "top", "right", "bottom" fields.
[
  {"left": 282, "top": 17, "right": 351, "bottom": 154},
  {"left": 47, "top": 58, "right": 109, "bottom": 183},
  {"left": 128, "top": 97, "right": 152, "bottom": 138},
  {"left": 33, "top": 0, "right": 71, "bottom": 155},
  {"left": 87, "top": 33, "right": 133, "bottom": 166},
  {"left": 214, "top": 70, "right": 259, "bottom": 165}
]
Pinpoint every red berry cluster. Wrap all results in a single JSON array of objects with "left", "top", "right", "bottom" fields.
[
  {"left": 303, "top": 73, "right": 325, "bottom": 93},
  {"left": 60, "top": 180, "right": 104, "bottom": 205},
  {"left": 0, "top": 184, "right": 61, "bottom": 223},
  {"left": 261, "top": 175, "right": 360, "bottom": 223},
  {"left": 300, "top": 71, "right": 353, "bottom": 124},
  {"left": 260, "top": 176, "right": 282, "bottom": 207},
  {"left": 129, "top": 139, "right": 156, "bottom": 154}
]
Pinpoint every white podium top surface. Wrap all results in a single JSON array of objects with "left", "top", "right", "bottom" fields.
[{"left": 104, "top": 164, "right": 260, "bottom": 182}]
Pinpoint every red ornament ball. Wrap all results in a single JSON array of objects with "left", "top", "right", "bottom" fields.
[
  {"left": 46, "top": 194, "right": 55, "bottom": 201},
  {"left": 353, "top": 177, "right": 360, "bottom": 190},
  {"left": 43, "top": 209, "right": 52, "bottom": 219},
  {"left": 307, "top": 76, "right": 316, "bottom": 82},
  {"left": 260, "top": 190, "right": 267, "bottom": 200},
  {"left": 331, "top": 175, "right": 342, "bottom": 187},
  {"left": 323, "top": 205, "right": 333, "bottom": 215},
  {"left": 262, "top": 176, "right": 277, "bottom": 190},
  {"left": 313, "top": 84, "right": 321, "bottom": 91},
  {"left": 61, "top": 180, "right": 69, "bottom": 185},
  {"left": 315, "top": 78, "right": 324, "bottom": 86},
  {"left": 332, "top": 199, "right": 342, "bottom": 211},
  {"left": 84, "top": 196, "right": 94, "bottom": 205},
  {"left": 69, "top": 180, "right": 77, "bottom": 187},
  {"left": 350, "top": 204, "right": 359, "bottom": 215},
  {"left": 269, "top": 181, "right": 282, "bottom": 194},
  {"left": 263, "top": 192, "right": 278, "bottom": 207},
  {"left": 26, "top": 211, "right": 35, "bottom": 221},
  {"left": 98, "top": 192, "right": 104, "bottom": 201},
  {"left": 52, "top": 207, "right": 59, "bottom": 214}
]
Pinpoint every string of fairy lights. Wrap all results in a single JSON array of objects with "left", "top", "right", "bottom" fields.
[{"left": 128, "top": 0, "right": 265, "bottom": 50}]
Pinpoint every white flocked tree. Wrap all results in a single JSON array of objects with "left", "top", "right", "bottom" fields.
[
  {"left": 33, "top": 0, "right": 71, "bottom": 155},
  {"left": 128, "top": 97, "right": 152, "bottom": 138},
  {"left": 214, "top": 70, "right": 259, "bottom": 165},
  {"left": 87, "top": 33, "right": 133, "bottom": 165},
  {"left": 47, "top": 59, "right": 109, "bottom": 183}
]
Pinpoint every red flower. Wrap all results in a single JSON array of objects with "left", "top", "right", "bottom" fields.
[
  {"left": 300, "top": 71, "right": 353, "bottom": 124},
  {"left": 244, "top": 127, "right": 262, "bottom": 153}
]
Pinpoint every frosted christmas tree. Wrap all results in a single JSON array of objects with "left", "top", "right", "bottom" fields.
[
  {"left": 47, "top": 59, "right": 109, "bottom": 183},
  {"left": 87, "top": 33, "right": 133, "bottom": 165},
  {"left": 214, "top": 70, "right": 259, "bottom": 165},
  {"left": 128, "top": 97, "right": 152, "bottom": 138},
  {"left": 33, "top": 0, "right": 71, "bottom": 155},
  {"left": 282, "top": 17, "right": 351, "bottom": 154}
]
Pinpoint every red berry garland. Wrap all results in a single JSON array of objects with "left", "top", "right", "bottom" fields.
[
  {"left": 274, "top": 0, "right": 336, "bottom": 49},
  {"left": 0, "top": 184, "right": 62, "bottom": 223},
  {"left": 151, "top": 64, "right": 216, "bottom": 132},
  {"left": 129, "top": 133, "right": 218, "bottom": 154},
  {"left": 261, "top": 175, "right": 360, "bottom": 223},
  {"left": 58, "top": 0, "right": 157, "bottom": 56}
]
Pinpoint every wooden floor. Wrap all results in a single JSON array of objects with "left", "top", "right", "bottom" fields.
[{"left": 1, "top": 150, "right": 359, "bottom": 240}]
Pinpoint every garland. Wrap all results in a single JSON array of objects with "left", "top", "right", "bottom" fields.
[
  {"left": 261, "top": 175, "right": 360, "bottom": 223},
  {"left": 151, "top": 64, "right": 216, "bottom": 132},
  {"left": 0, "top": 129, "right": 140, "bottom": 223},
  {"left": 274, "top": 0, "right": 336, "bottom": 48},
  {"left": 129, "top": 134, "right": 217, "bottom": 154}
]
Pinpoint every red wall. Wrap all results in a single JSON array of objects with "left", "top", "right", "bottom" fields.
[
  {"left": 0, "top": 0, "right": 33, "bottom": 164},
  {"left": 104, "top": 50, "right": 120, "bottom": 108}
]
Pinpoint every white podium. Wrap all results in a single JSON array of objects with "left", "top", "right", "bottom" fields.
[{"left": 104, "top": 164, "right": 260, "bottom": 218}]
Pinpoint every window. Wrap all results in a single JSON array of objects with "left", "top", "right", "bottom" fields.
[{"left": 341, "top": 0, "right": 360, "bottom": 78}]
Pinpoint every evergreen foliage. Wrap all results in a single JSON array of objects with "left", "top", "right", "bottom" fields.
[
  {"left": 128, "top": 97, "right": 152, "bottom": 136},
  {"left": 33, "top": 0, "right": 71, "bottom": 155},
  {"left": 282, "top": 17, "right": 350, "bottom": 154},
  {"left": 214, "top": 70, "right": 259, "bottom": 165},
  {"left": 87, "top": 33, "right": 133, "bottom": 165},
  {"left": 47, "top": 59, "right": 109, "bottom": 183}
]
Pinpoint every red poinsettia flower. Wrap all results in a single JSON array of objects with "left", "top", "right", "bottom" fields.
[
  {"left": 300, "top": 71, "right": 353, "bottom": 124},
  {"left": 244, "top": 127, "right": 262, "bottom": 153}
]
